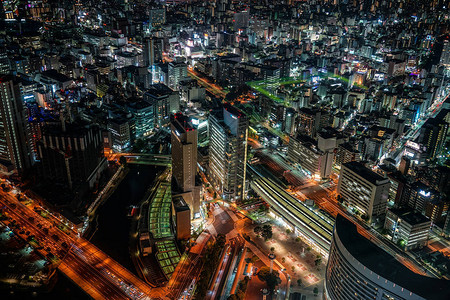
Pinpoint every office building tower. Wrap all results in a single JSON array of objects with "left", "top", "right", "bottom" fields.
[
  {"left": 209, "top": 103, "right": 248, "bottom": 202},
  {"left": 149, "top": 7, "right": 166, "bottom": 29},
  {"left": 419, "top": 116, "right": 449, "bottom": 161},
  {"left": 143, "top": 37, "right": 163, "bottom": 67},
  {"left": 108, "top": 117, "right": 131, "bottom": 152},
  {"left": 171, "top": 113, "right": 197, "bottom": 192},
  {"left": 400, "top": 182, "right": 449, "bottom": 223},
  {"left": 440, "top": 38, "right": 450, "bottom": 68},
  {"left": 334, "top": 142, "right": 361, "bottom": 170},
  {"left": 325, "top": 215, "right": 450, "bottom": 300},
  {"left": 37, "top": 121, "right": 107, "bottom": 190},
  {"left": 168, "top": 61, "right": 187, "bottom": 91},
  {"left": 287, "top": 133, "right": 334, "bottom": 180},
  {"left": 233, "top": 10, "right": 249, "bottom": 30},
  {"left": 0, "top": 75, "right": 32, "bottom": 173},
  {"left": 0, "top": 47, "right": 10, "bottom": 75},
  {"left": 144, "top": 83, "right": 180, "bottom": 127},
  {"left": 127, "top": 100, "right": 154, "bottom": 138},
  {"left": 337, "top": 161, "right": 390, "bottom": 222},
  {"left": 297, "top": 107, "right": 329, "bottom": 138},
  {"left": 384, "top": 208, "right": 431, "bottom": 250},
  {"left": 171, "top": 113, "right": 200, "bottom": 216}
]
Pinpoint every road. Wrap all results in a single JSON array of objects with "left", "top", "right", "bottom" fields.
[
  {"left": 188, "top": 67, "right": 227, "bottom": 99},
  {"left": 0, "top": 187, "right": 168, "bottom": 300}
]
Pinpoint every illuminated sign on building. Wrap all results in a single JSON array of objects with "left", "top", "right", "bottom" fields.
[{"left": 419, "top": 190, "right": 430, "bottom": 197}]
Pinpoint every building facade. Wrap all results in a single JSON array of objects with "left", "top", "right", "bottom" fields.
[
  {"left": 209, "top": 104, "right": 248, "bottom": 202},
  {"left": 337, "top": 161, "right": 390, "bottom": 222},
  {"left": 325, "top": 215, "right": 450, "bottom": 300},
  {"left": 0, "top": 75, "right": 33, "bottom": 173},
  {"left": 384, "top": 208, "right": 431, "bottom": 250}
]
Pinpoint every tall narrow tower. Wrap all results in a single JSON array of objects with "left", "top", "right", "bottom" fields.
[
  {"left": 0, "top": 75, "right": 32, "bottom": 173},
  {"left": 171, "top": 113, "right": 200, "bottom": 216},
  {"left": 209, "top": 103, "right": 248, "bottom": 202}
]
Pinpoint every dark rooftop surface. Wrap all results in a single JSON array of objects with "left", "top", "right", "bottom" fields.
[
  {"left": 336, "top": 215, "right": 450, "bottom": 300},
  {"left": 145, "top": 83, "right": 173, "bottom": 97},
  {"left": 388, "top": 207, "right": 430, "bottom": 225},
  {"left": 342, "top": 161, "right": 388, "bottom": 185}
]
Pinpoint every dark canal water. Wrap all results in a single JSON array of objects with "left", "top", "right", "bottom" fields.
[{"left": 90, "top": 164, "right": 163, "bottom": 273}]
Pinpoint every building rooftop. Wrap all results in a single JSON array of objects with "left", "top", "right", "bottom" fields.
[
  {"left": 335, "top": 215, "right": 450, "bottom": 300},
  {"left": 388, "top": 207, "right": 431, "bottom": 225},
  {"left": 171, "top": 113, "right": 194, "bottom": 132},
  {"left": 342, "top": 161, "right": 389, "bottom": 185},
  {"left": 145, "top": 83, "right": 173, "bottom": 98}
]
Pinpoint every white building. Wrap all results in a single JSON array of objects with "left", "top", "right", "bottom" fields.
[
  {"left": 337, "top": 161, "right": 390, "bottom": 222},
  {"left": 384, "top": 208, "right": 431, "bottom": 250}
]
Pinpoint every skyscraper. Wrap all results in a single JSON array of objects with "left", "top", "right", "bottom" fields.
[
  {"left": 0, "top": 75, "right": 32, "bottom": 173},
  {"left": 143, "top": 37, "right": 163, "bottom": 67},
  {"left": 37, "top": 121, "right": 107, "bottom": 190},
  {"left": 168, "top": 61, "right": 187, "bottom": 91},
  {"left": 171, "top": 113, "right": 197, "bottom": 192},
  {"left": 209, "top": 103, "right": 248, "bottom": 202},
  {"left": 171, "top": 113, "right": 199, "bottom": 216}
]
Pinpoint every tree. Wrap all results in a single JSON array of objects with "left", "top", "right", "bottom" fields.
[
  {"left": 295, "top": 237, "right": 301, "bottom": 243},
  {"left": 261, "top": 224, "right": 273, "bottom": 241},
  {"left": 297, "top": 279, "right": 302, "bottom": 287},
  {"left": 258, "top": 266, "right": 281, "bottom": 292},
  {"left": 314, "top": 257, "right": 322, "bottom": 266},
  {"left": 119, "top": 156, "right": 127, "bottom": 165},
  {"left": 313, "top": 287, "right": 319, "bottom": 296},
  {"left": 270, "top": 247, "right": 275, "bottom": 253},
  {"left": 254, "top": 226, "right": 262, "bottom": 237},
  {"left": 286, "top": 229, "right": 291, "bottom": 234}
]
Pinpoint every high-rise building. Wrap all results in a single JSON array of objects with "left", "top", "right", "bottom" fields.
[
  {"left": 171, "top": 113, "right": 197, "bottom": 192},
  {"left": 0, "top": 75, "right": 32, "bottom": 173},
  {"left": 168, "top": 62, "right": 187, "bottom": 91},
  {"left": 287, "top": 133, "right": 334, "bottom": 180},
  {"left": 334, "top": 142, "right": 361, "bottom": 170},
  {"left": 171, "top": 113, "right": 200, "bottom": 216},
  {"left": 325, "top": 215, "right": 450, "bottom": 300},
  {"left": 419, "top": 114, "right": 449, "bottom": 161},
  {"left": 209, "top": 104, "right": 248, "bottom": 202},
  {"left": 337, "top": 161, "right": 390, "bottom": 222},
  {"left": 297, "top": 107, "right": 329, "bottom": 138},
  {"left": 108, "top": 117, "right": 131, "bottom": 152},
  {"left": 127, "top": 100, "right": 154, "bottom": 138},
  {"left": 37, "top": 121, "right": 107, "bottom": 190},
  {"left": 143, "top": 37, "right": 163, "bottom": 67},
  {"left": 384, "top": 208, "right": 431, "bottom": 250},
  {"left": 400, "top": 181, "right": 449, "bottom": 224},
  {"left": 144, "top": 83, "right": 180, "bottom": 127},
  {"left": 149, "top": 7, "right": 166, "bottom": 29},
  {"left": 440, "top": 38, "right": 450, "bottom": 68},
  {"left": 0, "top": 47, "right": 10, "bottom": 75}
]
